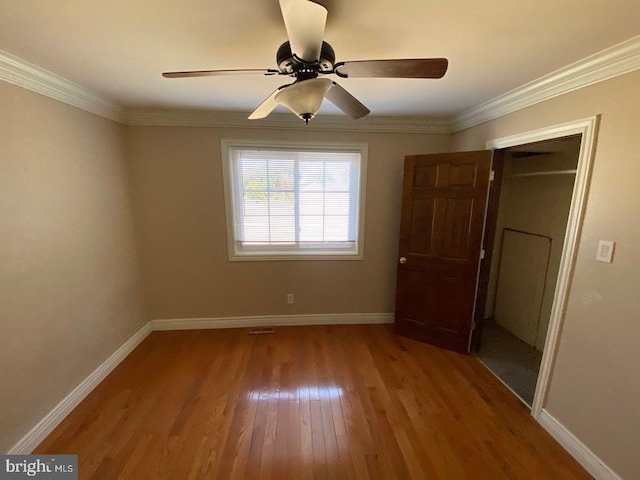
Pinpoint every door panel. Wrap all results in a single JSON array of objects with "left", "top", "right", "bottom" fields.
[
  {"left": 441, "top": 198, "right": 473, "bottom": 258},
  {"left": 409, "top": 198, "right": 436, "bottom": 254},
  {"left": 395, "top": 151, "right": 492, "bottom": 353}
]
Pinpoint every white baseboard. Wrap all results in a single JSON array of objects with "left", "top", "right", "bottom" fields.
[
  {"left": 537, "top": 409, "right": 622, "bottom": 480},
  {"left": 151, "top": 312, "right": 394, "bottom": 331},
  {"left": 8, "top": 322, "right": 153, "bottom": 454}
]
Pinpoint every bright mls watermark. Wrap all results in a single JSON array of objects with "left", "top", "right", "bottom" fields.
[{"left": 0, "top": 456, "right": 77, "bottom": 479}]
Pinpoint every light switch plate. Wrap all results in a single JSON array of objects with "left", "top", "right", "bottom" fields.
[{"left": 596, "top": 240, "right": 615, "bottom": 263}]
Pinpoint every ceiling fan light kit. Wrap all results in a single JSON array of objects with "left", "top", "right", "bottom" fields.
[
  {"left": 274, "top": 77, "right": 333, "bottom": 124},
  {"left": 162, "top": 0, "right": 448, "bottom": 124}
]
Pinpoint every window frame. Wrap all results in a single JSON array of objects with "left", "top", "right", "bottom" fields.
[{"left": 221, "top": 139, "right": 368, "bottom": 261}]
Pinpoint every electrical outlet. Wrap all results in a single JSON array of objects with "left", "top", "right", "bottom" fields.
[{"left": 287, "top": 293, "right": 294, "bottom": 304}]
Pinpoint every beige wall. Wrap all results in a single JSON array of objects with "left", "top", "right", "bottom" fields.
[
  {"left": 452, "top": 70, "right": 640, "bottom": 480},
  {"left": 126, "top": 126, "right": 451, "bottom": 320},
  {"left": 0, "top": 82, "right": 147, "bottom": 452}
]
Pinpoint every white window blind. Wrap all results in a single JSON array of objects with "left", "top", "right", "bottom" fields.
[{"left": 223, "top": 141, "right": 366, "bottom": 260}]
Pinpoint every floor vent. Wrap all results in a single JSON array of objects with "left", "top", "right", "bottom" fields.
[{"left": 248, "top": 326, "right": 275, "bottom": 335}]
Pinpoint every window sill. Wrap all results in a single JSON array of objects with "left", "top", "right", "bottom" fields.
[{"left": 228, "top": 249, "right": 364, "bottom": 261}]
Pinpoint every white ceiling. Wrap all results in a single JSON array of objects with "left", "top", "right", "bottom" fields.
[{"left": 1, "top": 0, "right": 639, "bottom": 119}]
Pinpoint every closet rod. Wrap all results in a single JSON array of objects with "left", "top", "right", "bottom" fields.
[{"left": 506, "top": 169, "right": 577, "bottom": 178}]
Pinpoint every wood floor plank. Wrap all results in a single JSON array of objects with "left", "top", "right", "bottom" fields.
[{"left": 34, "top": 325, "right": 593, "bottom": 480}]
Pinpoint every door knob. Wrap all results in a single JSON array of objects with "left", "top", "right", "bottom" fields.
[{"left": 399, "top": 257, "right": 407, "bottom": 264}]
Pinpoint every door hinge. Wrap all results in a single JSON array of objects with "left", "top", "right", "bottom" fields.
[
  {"left": 489, "top": 170, "right": 496, "bottom": 182},
  {"left": 480, "top": 249, "right": 486, "bottom": 260}
]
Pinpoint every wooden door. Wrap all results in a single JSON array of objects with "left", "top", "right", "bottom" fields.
[{"left": 394, "top": 151, "right": 493, "bottom": 353}]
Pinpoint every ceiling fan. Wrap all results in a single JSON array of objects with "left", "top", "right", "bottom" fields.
[{"left": 163, "top": 0, "right": 448, "bottom": 124}]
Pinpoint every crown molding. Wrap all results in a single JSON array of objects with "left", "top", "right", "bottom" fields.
[
  {"left": 451, "top": 34, "right": 640, "bottom": 133},
  {"left": 3, "top": 34, "right": 639, "bottom": 134},
  {"left": 0, "top": 49, "right": 123, "bottom": 122},
  {"left": 122, "top": 108, "right": 453, "bottom": 134},
  {"left": 0, "top": 49, "right": 447, "bottom": 133}
]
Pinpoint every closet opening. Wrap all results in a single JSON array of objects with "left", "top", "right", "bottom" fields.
[{"left": 473, "top": 134, "right": 582, "bottom": 407}]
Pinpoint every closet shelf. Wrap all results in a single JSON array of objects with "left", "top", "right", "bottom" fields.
[{"left": 505, "top": 169, "right": 577, "bottom": 178}]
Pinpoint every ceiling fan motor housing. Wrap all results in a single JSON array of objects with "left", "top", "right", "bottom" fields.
[{"left": 277, "top": 41, "right": 335, "bottom": 75}]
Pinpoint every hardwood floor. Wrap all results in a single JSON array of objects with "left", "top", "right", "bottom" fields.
[{"left": 35, "top": 325, "right": 592, "bottom": 479}]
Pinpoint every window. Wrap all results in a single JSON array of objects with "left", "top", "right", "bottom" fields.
[{"left": 222, "top": 140, "right": 367, "bottom": 260}]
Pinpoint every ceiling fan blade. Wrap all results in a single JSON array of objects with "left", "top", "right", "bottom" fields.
[
  {"left": 325, "top": 82, "right": 370, "bottom": 120},
  {"left": 248, "top": 84, "right": 292, "bottom": 120},
  {"left": 334, "top": 58, "right": 448, "bottom": 79},
  {"left": 162, "top": 68, "right": 279, "bottom": 78},
  {"left": 279, "top": 0, "right": 327, "bottom": 62}
]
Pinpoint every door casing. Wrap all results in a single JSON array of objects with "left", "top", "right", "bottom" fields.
[{"left": 481, "top": 116, "right": 599, "bottom": 418}]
